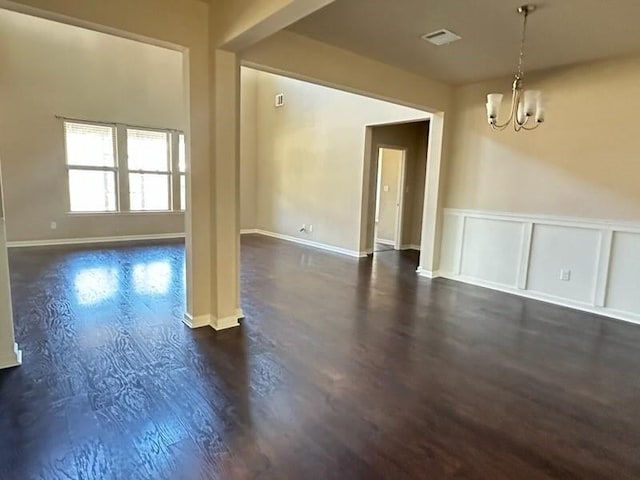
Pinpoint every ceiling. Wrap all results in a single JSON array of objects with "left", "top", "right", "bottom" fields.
[{"left": 287, "top": 0, "right": 640, "bottom": 84}]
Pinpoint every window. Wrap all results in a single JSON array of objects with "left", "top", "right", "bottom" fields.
[
  {"left": 64, "top": 122, "right": 117, "bottom": 212},
  {"left": 178, "top": 134, "right": 186, "bottom": 210},
  {"left": 63, "top": 120, "right": 186, "bottom": 214},
  {"left": 127, "top": 129, "right": 170, "bottom": 211}
]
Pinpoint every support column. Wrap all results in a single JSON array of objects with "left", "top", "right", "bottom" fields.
[
  {"left": 418, "top": 112, "right": 446, "bottom": 277},
  {"left": 210, "top": 48, "right": 242, "bottom": 330},
  {"left": 183, "top": 33, "right": 215, "bottom": 329},
  {"left": 183, "top": 36, "right": 242, "bottom": 332},
  {"left": 0, "top": 168, "right": 21, "bottom": 369}
]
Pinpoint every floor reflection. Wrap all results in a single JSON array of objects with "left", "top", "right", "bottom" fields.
[
  {"left": 73, "top": 266, "right": 119, "bottom": 306},
  {"left": 132, "top": 260, "right": 172, "bottom": 296}
]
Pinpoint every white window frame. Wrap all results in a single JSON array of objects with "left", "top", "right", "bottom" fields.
[
  {"left": 62, "top": 117, "right": 186, "bottom": 214},
  {"left": 63, "top": 120, "right": 119, "bottom": 213},
  {"left": 175, "top": 133, "right": 187, "bottom": 211},
  {"left": 125, "top": 126, "right": 173, "bottom": 212}
]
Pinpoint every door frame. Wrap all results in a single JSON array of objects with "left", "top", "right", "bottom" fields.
[{"left": 374, "top": 145, "right": 407, "bottom": 251}]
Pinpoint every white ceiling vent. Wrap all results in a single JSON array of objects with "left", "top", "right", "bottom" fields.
[{"left": 422, "top": 29, "right": 461, "bottom": 46}]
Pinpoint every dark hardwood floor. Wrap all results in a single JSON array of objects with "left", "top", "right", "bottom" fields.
[{"left": 1, "top": 235, "right": 640, "bottom": 479}]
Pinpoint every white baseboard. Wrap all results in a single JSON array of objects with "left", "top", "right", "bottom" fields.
[
  {"left": 401, "top": 244, "right": 421, "bottom": 251},
  {"left": 0, "top": 343, "right": 22, "bottom": 369},
  {"left": 240, "top": 229, "right": 258, "bottom": 235},
  {"left": 183, "top": 312, "right": 211, "bottom": 329},
  {"left": 183, "top": 312, "right": 241, "bottom": 330},
  {"left": 254, "top": 229, "right": 366, "bottom": 258},
  {"left": 375, "top": 238, "right": 395, "bottom": 246},
  {"left": 438, "top": 272, "right": 640, "bottom": 326},
  {"left": 7, "top": 233, "right": 185, "bottom": 248},
  {"left": 416, "top": 266, "right": 440, "bottom": 279},
  {"left": 211, "top": 315, "right": 240, "bottom": 331}
]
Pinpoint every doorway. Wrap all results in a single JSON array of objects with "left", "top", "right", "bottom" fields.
[{"left": 374, "top": 147, "right": 406, "bottom": 252}]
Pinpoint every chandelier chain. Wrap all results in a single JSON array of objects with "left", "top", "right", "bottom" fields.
[{"left": 516, "top": 9, "right": 529, "bottom": 80}]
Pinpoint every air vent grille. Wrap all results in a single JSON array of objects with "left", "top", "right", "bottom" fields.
[{"left": 422, "top": 29, "right": 461, "bottom": 46}]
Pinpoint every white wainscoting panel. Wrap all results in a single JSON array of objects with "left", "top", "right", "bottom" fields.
[
  {"left": 527, "top": 225, "right": 600, "bottom": 304},
  {"left": 439, "top": 214, "right": 463, "bottom": 274},
  {"left": 460, "top": 217, "right": 522, "bottom": 287},
  {"left": 606, "top": 231, "right": 640, "bottom": 315},
  {"left": 439, "top": 209, "right": 640, "bottom": 325}
]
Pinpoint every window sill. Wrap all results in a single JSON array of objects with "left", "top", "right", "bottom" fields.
[{"left": 67, "top": 210, "right": 185, "bottom": 216}]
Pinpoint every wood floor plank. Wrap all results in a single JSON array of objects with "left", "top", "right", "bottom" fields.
[{"left": 1, "top": 237, "right": 639, "bottom": 479}]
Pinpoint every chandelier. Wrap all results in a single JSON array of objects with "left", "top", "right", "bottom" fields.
[{"left": 486, "top": 5, "right": 544, "bottom": 131}]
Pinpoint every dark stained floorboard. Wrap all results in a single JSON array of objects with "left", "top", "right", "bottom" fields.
[{"left": 1, "top": 235, "right": 639, "bottom": 479}]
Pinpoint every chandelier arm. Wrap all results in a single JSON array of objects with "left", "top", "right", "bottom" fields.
[
  {"left": 491, "top": 85, "right": 519, "bottom": 129},
  {"left": 521, "top": 122, "right": 542, "bottom": 131}
]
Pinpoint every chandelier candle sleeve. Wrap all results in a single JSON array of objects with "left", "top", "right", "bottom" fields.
[
  {"left": 523, "top": 90, "right": 540, "bottom": 116},
  {"left": 535, "top": 96, "right": 545, "bottom": 123},
  {"left": 517, "top": 101, "right": 526, "bottom": 125},
  {"left": 486, "top": 94, "right": 503, "bottom": 119}
]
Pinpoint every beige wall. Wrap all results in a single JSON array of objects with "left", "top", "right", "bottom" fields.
[
  {"left": 242, "top": 30, "right": 452, "bottom": 113},
  {"left": 369, "top": 121, "right": 429, "bottom": 249},
  {"left": 0, "top": 9, "right": 185, "bottom": 242},
  {"left": 246, "top": 68, "right": 429, "bottom": 253},
  {"left": 376, "top": 149, "right": 402, "bottom": 242},
  {"left": 242, "top": 31, "right": 451, "bottom": 269},
  {"left": 1, "top": 0, "right": 211, "bottom": 320},
  {"left": 445, "top": 54, "right": 640, "bottom": 221},
  {"left": 240, "top": 67, "right": 258, "bottom": 229}
]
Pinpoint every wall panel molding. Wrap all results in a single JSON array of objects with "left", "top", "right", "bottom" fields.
[{"left": 439, "top": 209, "right": 640, "bottom": 325}]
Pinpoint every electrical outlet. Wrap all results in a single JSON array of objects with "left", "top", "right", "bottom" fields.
[
  {"left": 50, "top": 221, "right": 57, "bottom": 230},
  {"left": 560, "top": 269, "right": 571, "bottom": 281}
]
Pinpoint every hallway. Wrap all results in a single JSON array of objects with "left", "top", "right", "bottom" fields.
[{"left": 1, "top": 236, "right": 640, "bottom": 479}]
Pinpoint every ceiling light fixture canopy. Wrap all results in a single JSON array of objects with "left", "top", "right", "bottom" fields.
[{"left": 486, "top": 4, "right": 544, "bottom": 131}]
